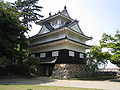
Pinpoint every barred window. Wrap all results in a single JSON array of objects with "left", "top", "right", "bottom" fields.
[
  {"left": 61, "top": 20, "right": 65, "bottom": 25},
  {"left": 51, "top": 20, "right": 57, "bottom": 26},
  {"left": 35, "top": 53, "right": 40, "bottom": 57},
  {"left": 40, "top": 53, "right": 46, "bottom": 58},
  {"left": 69, "top": 51, "right": 74, "bottom": 57},
  {"left": 80, "top": 53, "right": 84, "bottom": 58},
  {"left": 52, "top": 51, "right": 59, "bottom": 57}
]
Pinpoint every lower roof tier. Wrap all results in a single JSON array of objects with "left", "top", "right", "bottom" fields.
[{"left": 29, "top": 38, "right": 91, "bottom": 54}]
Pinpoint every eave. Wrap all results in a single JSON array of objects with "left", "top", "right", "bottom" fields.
[
  {"left": 67, "top": 38, "right": 92, "bottom": 49},
  {"left": 29, "top": 36, "right": 91, "bottom": 49},
  {"left": 29, "top": 26, "right": 92, "bottom": 41},
  {"left": 66, "top": 27, "right": 92, "bottom": 40}
]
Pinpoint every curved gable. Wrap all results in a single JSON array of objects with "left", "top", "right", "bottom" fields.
[
  {"left": 68, "top": 22, "right": 83, "bottom": 34},
  {"left": 38, "top": 25, "right": 50, "bottom": 35}
]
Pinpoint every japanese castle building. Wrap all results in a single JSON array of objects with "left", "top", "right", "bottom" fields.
[{"left": 29, "top": 6, "right": 92, "bottom": 79}]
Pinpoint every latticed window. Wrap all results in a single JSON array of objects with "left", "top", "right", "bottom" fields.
[
  {"left": 35, "top": 53, "right": 40, "bottom": 57},
  {"left": 80, "top": 53, "right": 84, "bottom": 58},
  {"left": 52, "top": 51, "right": 59, "bottom": 57},
  {"left": 61, "top": 20, "right": 65, "bottom": 25},
  {"left": 51, "top": 20, "right": 57, "bottom": 26},
  {"left": 69, "top": 51, "right": 74, "bottom": 57},
  {"left": 40, "top": 53, "right": 46, "bottom": 58},
  {"left": 55, "top": 20, "right": 57, "bottom": 24}
]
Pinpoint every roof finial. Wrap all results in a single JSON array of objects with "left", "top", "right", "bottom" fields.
[
  {"left": 49, "top": 12, "right": 51, "bottom": 16},
  {"left": 64, "top": 5, "right": 67, "bottom": 10}
]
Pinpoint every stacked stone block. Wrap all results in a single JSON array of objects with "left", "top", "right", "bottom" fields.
[{"left": 52, "top": 64, "right": 87, "bottom": 79}]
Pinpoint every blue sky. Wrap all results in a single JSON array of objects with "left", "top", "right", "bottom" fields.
[
  {"left": 5, "top": 0, "right": 120, "bottom": 45},
  {"left": 5, "top": 0, "right": 119, "bottom": 68},
  {"left": 38, "top": 0, "right": 120, "bottom": 45}
]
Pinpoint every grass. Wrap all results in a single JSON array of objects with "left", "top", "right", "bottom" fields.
[
  {"left": 71, "top": 75, "right": 118, "bottom": 80},
  {"left": 0, "top": 85, "right": 101, "bottom": 90}
]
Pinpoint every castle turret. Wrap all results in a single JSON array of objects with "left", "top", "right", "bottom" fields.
[{"left": 29, "top": 6, "right": 92, "bottom": 78}]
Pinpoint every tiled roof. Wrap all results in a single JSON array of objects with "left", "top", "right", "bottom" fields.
[
  {"left": 29, "top": 36, "right": 91, "bottom": 48},
  {"left": 29, "top": 25, "right": 92, "bottom": 40},
  {"left": 37, "top": 6, "right": 73, "bottom": 25},
  {"left": 43, "top": 20, "right": 84, "bottom": 34},
  {"left": 29, "top": 6, "right": 92, "bottom": 40},
  {"left": 44, "top": 22, "right": 54, "bottom": 31}
]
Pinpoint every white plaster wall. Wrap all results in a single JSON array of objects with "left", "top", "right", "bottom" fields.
[
  {"left": 65, "top": 42, "right": 85, "bottom": 53},
  {"left": 30, "top": 31, "right": 66, "bottom": 46},
  {"left": 30, "top": 29, "right": 86, "bottom": 47},
  {"left": 29, "top": 40, "right": 86, "bottom": 53},
  {"left": 29, "top": 42, "right": 65, "bottom": 53},
  {"left": 67, "top": 33, "right": 85, "bottom": 44}
]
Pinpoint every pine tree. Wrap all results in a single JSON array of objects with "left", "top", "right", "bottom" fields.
[
  {"left": 13, "top": 0, "right": 43, "bottom": 28},
  {"left": 0, "top": 0, "right": 28, "bottom": 65}
]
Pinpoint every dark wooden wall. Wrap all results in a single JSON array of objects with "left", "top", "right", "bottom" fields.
[{"left": 30, "top": 49, "right": 86, "bottom": 64}]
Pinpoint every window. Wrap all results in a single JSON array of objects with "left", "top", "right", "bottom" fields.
[
  {"left": 40, "top": 53, "right": 46, "bottom": 58},
  {"left": 55, "top": 20, "right": 57, "bottom": 24},
  {"left": 51, "top": 20, "right": 57, "bottom": 26},
  {"left": 61, "top": 20, "right": 65, "bottom": 25},
  {"left": 80, "top": 53, "right": 84, "bottom": 58},
  {"left": 35, "top": 53, "right": 40, "bottom": 57},
  {"left": 51, "top": 22, "right": 54, "bottom": 26},
  {"left": 52, "top": 51, "right": 58, "bottom": 57},
  {"left": 69, "top": 51, "right": 74, "bottom": 57}
]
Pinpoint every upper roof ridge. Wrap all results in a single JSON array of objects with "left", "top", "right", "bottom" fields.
[
  {"left": 60, "top": 5, "right": 70, "bottom": 17},
  {"left": 47, "top": 6, "right": 70, "bottom": 18},
  {"left": 37, "top": 6, "right": 73, "bottom": 25}
]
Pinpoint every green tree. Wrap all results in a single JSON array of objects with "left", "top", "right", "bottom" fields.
[
  {"left": 0, "top": 0, "right": 27, "bottom": 65},
  {"left": 0, "top": 0, "right": 43, "bottom": 76},
  {"left": 13, "top": 0, "right": 43, "bottom": 28},
  {"left": 86, "top": 45, "right": 110, "bottom": 74},
  {"left": 100, "top": 30, "right": 120, "bottom": 67},
  {"left": 13, "top": 0, "right": 43, "bottom": 65}
]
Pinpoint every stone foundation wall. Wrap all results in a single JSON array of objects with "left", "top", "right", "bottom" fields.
[{"left": 51, "top": 64, "right": 87, "bottom": 79}]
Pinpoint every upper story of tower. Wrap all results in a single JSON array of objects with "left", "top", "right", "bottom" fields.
[
  {"left": 37, "top": 6, "right": 84, "bottom": 35},
  {"left": 29, "top": 6, "right": 92, "bottom": 50}
]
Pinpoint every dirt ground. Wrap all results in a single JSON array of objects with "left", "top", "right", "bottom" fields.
[{"left": 0, "top": 77, "right": 120, "bottom": 90}]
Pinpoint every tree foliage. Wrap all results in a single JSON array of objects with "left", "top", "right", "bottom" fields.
[
  {"left": 0, "top": 0, "right": 43, "bottom": 76},
  {"left": 0, "top": 0, "right": 27, "bottom": 64},
  {"left": 86, "top": 30, "right": 120, "bottom": 74},
  {"left": 13, "top": 0, "right": 43, "bottom": 28},
  {"left": 12, "top": 0, "right": 43, "bottom": 65},
  {"left": 86, "top": 45, "right": 110, "bottom": 73},
  {"left": 100, "top": 30, "right": 120, "bottom": 66}
]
